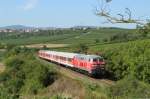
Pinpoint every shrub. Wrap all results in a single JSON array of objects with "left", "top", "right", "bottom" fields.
[
  {"left": 75, "top": 43, "right": 89, "bottom": 54},
  {"left": 0, "top": 47, "right": 57, "bottom": 98},
  {"left": 0, "top": 86, "right": 14, "bottom": 99},
  {"left": 109, "top": 32, "right": 140, "bottom": 43},
  {"left": 95, "top": 39, "right": 100, "bottom": 43},
  {"left": 108, "top": 76, "right": 150, "bottom": 98},
  {"left": 102, "top": 40, "right": 150, "bottom": 82}
]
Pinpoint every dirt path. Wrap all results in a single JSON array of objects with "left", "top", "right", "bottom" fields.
[{"left": 24, "top": 43, "right": 69, "bottom": 48}]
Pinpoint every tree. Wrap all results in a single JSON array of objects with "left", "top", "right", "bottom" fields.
[{"left": 76, "top": 43, "right": 89, "bottom": 54}]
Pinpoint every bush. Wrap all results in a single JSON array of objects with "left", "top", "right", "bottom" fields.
[
  {"left": 75, "top": 43, "right": 89, "bottom": 54},
  {"left": 0, "top": 43, "right": 5, "bottom": 49},
  {"left": 95, "top": 39, "right": 100, "bottom": 43},
  {"left": 102, "top": 40, "right": 150, "bottom": 82},
  {"left": 0, "top": 47, "right": 57, "bottom": 98},
  {"left": 109, "top": 32, "right": 139, "bottom": 43},
  {"left": 103, "top": 38, "right": 108, "bottom": 42},
  {"left": 108, "top": 76, "right": 150, "bottom": 98},
  {"left": 21, "top": 60, "right": 56, "bottom": 95},
  {"left": 110, "top": 33, "right": 127, "bottom": 42},
  {"left": 0, "top": 86, "right": 14, "bottom": 99}
]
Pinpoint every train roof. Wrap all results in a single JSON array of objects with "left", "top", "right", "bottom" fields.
[
  {"left": 75, "top": 54, "right": 102, "bottom": 59},
  {"left": 40, "top": 50, "right": 78, "bottom": 58},
  {"left": 39, "top": 50, "right": 102, "bottom": 59}
]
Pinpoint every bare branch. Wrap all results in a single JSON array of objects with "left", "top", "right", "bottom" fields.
[
  {"left": 117, "top": 14, "right": 124, "bottom": 20},
  {"left": 125, "top": 8, "right": 132, "bottom": 20},
  {"left": 96, "top": 0, "right": 145, "bottom": 25}
]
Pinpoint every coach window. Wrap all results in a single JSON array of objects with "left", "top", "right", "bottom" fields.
[
  {"left": 89, "top": 59, "right": 91, "bottom": 62},
  {"left": 68, "top": 58, "right": 71, "bottom": 62},
  {"left": 59, "top": 56, "right": 62, "bottom": 60},
  {"left": 81, "top": 57, "right": 84, "bottom": 60},
  {"left": 64, "top": 57, "right": 67, "bottom": 61},
  {"left": 56, "top": 56, "right": 58, "bottom": 59}
]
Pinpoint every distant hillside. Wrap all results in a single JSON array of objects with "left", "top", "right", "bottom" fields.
[{"left": 0, "top": 25, "right": 34, "bottom": 30}]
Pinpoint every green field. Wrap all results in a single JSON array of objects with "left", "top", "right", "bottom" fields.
[{"left": 0, "top": 28, "right": 135, "bottom": 45}]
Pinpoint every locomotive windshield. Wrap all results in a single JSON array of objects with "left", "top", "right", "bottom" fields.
[{"left": 93, "top": 57, "right": 104, "bottom": 62}]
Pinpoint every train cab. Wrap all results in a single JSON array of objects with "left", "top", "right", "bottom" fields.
[
  {"left": 88, "top": 55, "right": 105, "bottom": 74},
  {"left": 90, "top": 56, "right": 105, "bottom": 67},
  {"left": 73, "top": 54, "right": 105, "bottom": 74}
]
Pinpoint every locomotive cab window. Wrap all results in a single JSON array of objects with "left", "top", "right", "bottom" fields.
[
  {"left": 93, "top": 58, "right": 98, "bottom": 62},
  {"left": 93, "top": 57, "right": 104, "bottom": 62}
]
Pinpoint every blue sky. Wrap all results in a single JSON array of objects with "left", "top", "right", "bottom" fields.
[{"left": 0, "top": 0, "right": 149, "bottom": 28}]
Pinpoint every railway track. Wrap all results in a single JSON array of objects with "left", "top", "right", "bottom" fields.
[
  {"left": 38, "top": 57, "right": 115, "bottom": 86},
  {"left": 57, "top": 64, "right": 114, "bottom": 86}
]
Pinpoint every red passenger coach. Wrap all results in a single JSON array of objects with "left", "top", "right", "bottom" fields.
[{"left": 38, "top": 50, "right": 105, "bottom": 75}]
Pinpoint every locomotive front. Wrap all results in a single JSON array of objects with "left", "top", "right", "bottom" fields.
[{"left": 89, "top": 55, "right": 105, "bottom": 75}]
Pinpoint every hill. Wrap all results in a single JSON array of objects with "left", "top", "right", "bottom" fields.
[{"left": 0, "top": 25, "right": 34, "bottom": 30}]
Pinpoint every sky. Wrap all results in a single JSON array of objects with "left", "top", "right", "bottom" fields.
[{"left": 0, "top": 0, "right": 150, "bottom": 28}]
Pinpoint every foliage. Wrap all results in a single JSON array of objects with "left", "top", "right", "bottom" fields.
[
  {"left": 109, "top": 32, "right": 140, "bottom": 42},
  {"left": 91, "top": 39, "right": 150, "bottom": 83},
  {"left": 108, "top": 76, "right": 150, "bottom": 98},
  {"left": 0, "top": 86, "right": 14, "bottom": 99},
  {"left": 0, "top": 43, "right": 5, "bottom": 49},
  {"left": 137, "top": 22, "right": 150, "bottom": 37},
  {"left": 0, "top": 47, "right": 56, "bottom": 98},
  {"left": 94, "top": 39, "right": 100, "bottom": 43},
  {"left": 75, "top": 43, "right": 89, "bottom": 54}
]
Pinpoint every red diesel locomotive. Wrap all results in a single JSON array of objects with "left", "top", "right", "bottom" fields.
[{"left": 38, "top": 50, "right": 105, "bottom": 75}]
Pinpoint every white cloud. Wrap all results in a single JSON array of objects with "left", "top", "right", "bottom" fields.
[{"left": 23, "top": 0, "right": 39, "bottom": 11}]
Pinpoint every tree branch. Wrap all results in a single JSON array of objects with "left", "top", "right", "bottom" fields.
[{"left": 96, "top": 0, "right": 145, "bottom": 25}]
